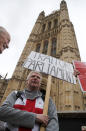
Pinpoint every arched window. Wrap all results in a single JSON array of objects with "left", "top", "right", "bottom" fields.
[
  {"left": 51, "top": 38, "right": 57, "bottom": 56},
  {"left": 54, "top": 19, "right": 58, "bottom": 28},
  {"left": 48, "top": 22, "right": 51, "bottom": 30},
  {"left": 36, "top": 44, "right": 40, "bottom": 52},
  {"left": 42, "top": 24, "right": 46, "bottom": 32},
  {"left": 42, "top": 40, "right": 48, "bottom": 54}
]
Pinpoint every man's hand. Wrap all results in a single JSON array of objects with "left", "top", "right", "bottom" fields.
[
  {"left": 36, "top": 114, "right": 49, "bottom": 127},
  {"left": 74, "top": 69, "right": 80, "bottom": 77}
]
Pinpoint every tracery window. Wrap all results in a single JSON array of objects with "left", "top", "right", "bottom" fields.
[
  {"left": 42, "top": 40, "right": 48, "bottom": 54},
  {"left": 51, "top": 38, "right": 57, "bottom": 56},
  {"left": 54, "top": 19, "right": 58, "bottom": 27},
  {"left": 42, "top": 24, "right": 46, "bottom": 32},
  {"left": 36, "top": 44, "right": 40, "bottom": 52},
  {"left": 48, "top": 22, "right": 51, "bottom": 30}
]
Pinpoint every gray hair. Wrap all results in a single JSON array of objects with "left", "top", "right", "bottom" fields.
[{"left": 26, "top": 71, "right": 42, "bottom": 81}]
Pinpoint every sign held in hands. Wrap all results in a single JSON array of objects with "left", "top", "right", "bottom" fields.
[{"left": 23, "top": 51, "right": 76, "bottom": 84}]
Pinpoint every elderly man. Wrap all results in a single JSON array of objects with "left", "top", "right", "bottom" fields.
[
  {"left": 0, "top": 71, "right": 59, "bottom": 131},
  {"left": 0, "top": 26, "right": 10, "bottom": 54},
  {"left": 0, "top": 26, "right": 10, "bottom": 130}
]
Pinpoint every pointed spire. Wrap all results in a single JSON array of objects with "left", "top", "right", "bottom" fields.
[
  {"left": 60, "top": 0, "right": 67, "bottom": 10},
  {"left": 61, "top": 0, "right": 67, "bottom": 5},
  {"left": 37, "top": 11, "right": 45, "bottom": 21}
]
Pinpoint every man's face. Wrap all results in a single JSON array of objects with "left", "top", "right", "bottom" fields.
[
  {"left": 0, "top": 32, "right": 10, "bottom": 53},
  {"left": 27, "top": 72, "right": 41, "bottom": 91}
]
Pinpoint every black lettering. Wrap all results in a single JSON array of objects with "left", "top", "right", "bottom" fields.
[
  {"left": 35, "top": 61, "right": 44, "bottom": 72},
  {"left": 56, "top": 68, "right": 64, "bottom": 79},
  {"left": 43, "top": 56, "right": 51, "bottom": 63},
  {"left": 37, "top": 54, "right": 45, "bottom": 61},
  {"left": 50, "top": 65, "right": 56, "bottom": 76},
  {"left": 27, "top": 59, "right": 36, "bottom": 70},
  {"left": 33, "top": 52, "right": 37, "bottom": 58},
  {"left": 51, "top": 56, "right": 54, "bottom": 64},
  {"left": 47, "top": 64, "right": 51, "bottom": 74},
  {"left": 65, "top": 71, "right": 72, "bottom": 83}
]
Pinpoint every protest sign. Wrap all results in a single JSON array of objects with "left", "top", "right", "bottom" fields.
[{"left": 23, "top": 51, "right": 76, "bottom": 84}]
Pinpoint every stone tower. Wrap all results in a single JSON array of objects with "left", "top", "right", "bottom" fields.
[{"left": 1, "top": 0, "right": 84, "bottom": 111}]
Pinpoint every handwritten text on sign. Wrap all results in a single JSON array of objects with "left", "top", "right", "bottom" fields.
[{"left": 23, "top": 51, "right": 76, "bottom": 84}]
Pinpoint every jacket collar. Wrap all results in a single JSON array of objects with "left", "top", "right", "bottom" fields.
[{"left": 24, "top": 88, "right": 42, "bottom": 100}]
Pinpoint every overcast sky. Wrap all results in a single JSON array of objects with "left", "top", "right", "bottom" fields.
[{"left": 0, "top": 0, "right": 86, "bottom": 78}]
